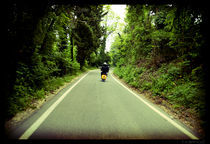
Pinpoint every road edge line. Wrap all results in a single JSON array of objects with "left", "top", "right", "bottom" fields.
[
  {"left": 111, "top": 73, "right": 199, "bottom": 140},
  {"left": 19, "top": 71, "right": 90, "bottom": 139}
]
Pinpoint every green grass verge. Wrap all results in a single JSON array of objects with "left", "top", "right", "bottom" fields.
[{"left": 6, "top": 68, "right": 93, "bottom": 119}]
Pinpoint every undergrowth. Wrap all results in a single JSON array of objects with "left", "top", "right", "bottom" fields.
[
  {"left": 113, "top": 59, "right": 206, "bottom": 121},
  {"left": 7, "top": 68, "right": 89, "bottom": 119}
]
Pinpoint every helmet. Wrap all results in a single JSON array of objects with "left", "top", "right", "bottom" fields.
[{"left": 103, "top": 62, "right": 108, "bottom": 66}]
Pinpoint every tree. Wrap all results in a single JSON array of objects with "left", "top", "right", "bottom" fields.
[
  {"left": 6, "top": 2, "right": 106, "bottom": 118},
  {"left": 96, "top": 5, "right": 119, "bottom": 66},
  {"left": 71, "top": 5, "right": 105, "bottom": 67},
  {"left": 110, "top": 4, "right": 207, "bottom": 131}
]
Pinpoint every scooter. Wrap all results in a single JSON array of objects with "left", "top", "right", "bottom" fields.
[{"left": 101, "top": 72, "right": 107, "bottom": 82}]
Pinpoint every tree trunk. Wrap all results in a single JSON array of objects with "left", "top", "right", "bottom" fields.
[
  {"left": 40, "top": 18, "right": 55, "bottom": 54},
  {"left": 70, "top": 36, "right": 74, "bottom": 61}
]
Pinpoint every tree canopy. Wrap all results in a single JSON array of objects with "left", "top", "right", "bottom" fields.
[
  {"left": 6, "top": 2, "right": 208, "bottom": 135},
  {"left": 6, "top": 2, "right": 109, "bottom": 118},
  {"left": 110, "top": 4, "right": 208, "bottom": 133}
]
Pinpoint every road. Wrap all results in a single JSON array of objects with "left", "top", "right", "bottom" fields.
[{"left": 7, "top": 69, "right": 199, "bottom": 139}]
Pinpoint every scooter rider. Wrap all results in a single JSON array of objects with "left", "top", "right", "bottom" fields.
[{"left": 101, "top": 62, "right": 109, "bottom": 76}]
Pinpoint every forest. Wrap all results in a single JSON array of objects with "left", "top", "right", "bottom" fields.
[
  {"left": 6, "top": 1, "right": 111, "bottom": 119},
  {"left": 6, "top": 1, "right": 208, "bottom": 135},
  {"left": 110, "top": 4, "right": 208, "bottom": 133}
]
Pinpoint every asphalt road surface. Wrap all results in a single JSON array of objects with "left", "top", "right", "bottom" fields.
[{"left": 7, "top": 69, "right": 199, "bottom": 139}]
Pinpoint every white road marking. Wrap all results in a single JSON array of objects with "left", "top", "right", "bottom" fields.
[
  {"left": 111, "top": 73, "right": 199, "bottom": 140},
  {"left": 19, "top": 72, "right": 90, "bottom": 139}
]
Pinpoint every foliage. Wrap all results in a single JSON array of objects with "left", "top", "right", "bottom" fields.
[
  {"left": 6, "top": 3, "right": 106, "bottom": 119},
  {"left": 167, "top": 82, "right": 205, "bottom": 109},
  {"left": 111, "top": 4, "right": 206, "bottom": 123}
]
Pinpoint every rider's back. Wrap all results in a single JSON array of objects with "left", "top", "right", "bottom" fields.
[{"left": 101, "top": 65, "right": 109, "bottom": 73}]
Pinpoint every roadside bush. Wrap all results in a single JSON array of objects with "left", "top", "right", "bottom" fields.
[
  {"left": 114, "top": 65, "right": 142, "bottom": 88},
  {"left": 31, "top": 62, "right": 50, "bottom": 89},
  {"left": 167, "top": 82, "right": 205, "bottom": 111},
  {"left": 129, "top": 80, "right": 139, "bottom": 88},
  {"left": 33, "top": 88, "right": 45, "bottom": 99},
  {"left": 113, "top": 66, "right": 123, "bottom": 78},
  {"left": 141, "top": 81, "right": 152, "bottom": 91},
  {"left": 137, "top": 66, "right": 147, "bottom": 74},
  {"left": 71, "top": 61, "right": 80, "bottom": 73},
  {"left": 113, "top": 61, "right": 205, "bottom": 118},
  {"left": 191, "top": 65, "right": 203, "bottom": 81},
  {"left": 8, "top": 84, "right": 33, "bottom": 116},
  {"left": 167, "top": 65, "right": 181, "bottom": 78},
  {"left": 151, "top": 73, "right": 174, "bottom": 96},
  {"left": 123, "top": 65, "right": 135, "bottom": 83}
]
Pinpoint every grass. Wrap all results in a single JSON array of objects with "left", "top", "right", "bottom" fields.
[
  {"left": 113, "top": 60, "right": 206, "bottom": 127},
  {"left": 6, "top": 68, "right": 91, "bottom": 119}
]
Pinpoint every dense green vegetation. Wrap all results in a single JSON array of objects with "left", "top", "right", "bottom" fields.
[
  {"left": 6, "top": 2, "right": 208, "bottom": 136},
  {"left": 111, "top": 4, "right": 207, "bottom": 128},
  {"left": 6, "top": 2, "right": 111, "bottom": 119}
]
